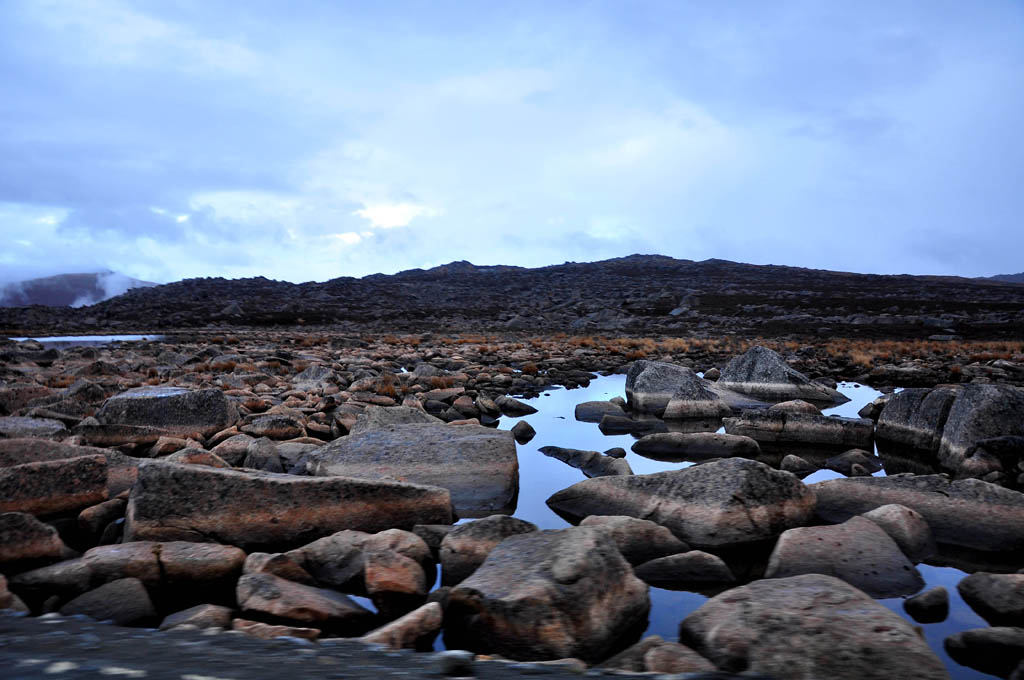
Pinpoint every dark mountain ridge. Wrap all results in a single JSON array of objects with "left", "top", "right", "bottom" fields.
[
  {"left": 2, "top": 255, "right": 1022, "bottom": 340},
  {"left": 0, "top": 271, "right": 156, "bottom": 308}
]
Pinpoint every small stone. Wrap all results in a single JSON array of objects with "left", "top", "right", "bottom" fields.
[
  {"left": 435, "top": 649, "right": 475, "bottom": 676},
  {"left": 510, "top": 420, "right": 536, "bottom": 444},
  {"left": 903, "top": 587, "right": 949, "bottom": 624}
]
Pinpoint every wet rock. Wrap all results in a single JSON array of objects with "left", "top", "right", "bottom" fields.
[
  {"left": 241, "top": 414, "right": 305, "bottom": 440},
  {"left": 0, "top": 454, "right": 108, "bottom": 517},
  {"left": 604, "top": 446, "right": 626, "bottom": 458},
  {"left": 539, "top": 446, "right": 633, "bottom": 478},
  {"left": 723, "top": 411, "right": 873, "bottom": 449},
  {"left": 574, "top": 401, "right": 625, "bottom": 423},
  {"left": 876, "top": 387, "right": 959, "bottom": 454},
  {"left": 0, "top": 573, "right": 29, "bottom": 612},
  {"left": 445, "top": 527, "right": 650, "bottom": 662},
  {"left": 858, "top": 394, "right": 891, "bottom": 421},
  {"left": 630, "top": 432, "right": 760, "bottom": 461},
  {"left": 938, "top": 384, "right": 1024, "bottom": 473},
  {"left": 306, "top": 423, "right": 516, "bottom": 518},
  {"left": 764, "top": 516, "right": 924, "bottom": 598},
  {"left": 904, "top": 586, "right": 949, "bottom": 624},
  {"left": 579, "top": 515, "right": 689, "bottom": 565},
  {"left": 862, "top": 503, "right": 936, "bottom": 562},
  {"left": 811, "top": 474, "right": 1024, "bottom": 553},
  {"left": 359, "top": 601, "right": 443, "bottom": 649},
  {"left": 159, "top": 603, "right": 234, "bottom": 630},
  {"left": 232, "top": 618, "right": 320, "bottom": 640},
  {"left": 440, "top": 515, "right": 538, "bottom": 586},
  {"left": 60, "top": 577, "right": 156, "bottom": 626},
  {"left": 243, "top": 437, "right": 284, "bottom": 473},
  {"left": 95, "top": 386, "right": 235, "bottom": 438},
  {"left": 679, "top": 574, "right": 948, "bottom": 679},
  {"left": 77, "top": 498, "right": 126, "bottom": 542},
  {"left": 634, "top": 551, "right": 735, "bottom": 586},
  {"left": 0, "top": 512, "right": 68, "bottom": 568},
  {"left": 945, "top": 627, "right": 1024, "bottom": 678},
  {"left": 598, "top": 414, "right": 667, "bottom": 435},
  {"left": 0, "top": 416, "right": 67, "bottom": 439},
  {"left": 350, "top": 405, "right": 443, "bottom": 434},
  {"left": 547, "top": 458, "right": 815, "bottom": 550},
  {"left": 236, "top": 572, "right": 375, "bottom": 634},
  {"left": 716, "top": 345, "right": 848, "bottom": 404},
  {"left": 957, "top": 573, "right": 1024, "bottom": 626},
  {"left": 510, "top": 420, "right": 535, "bottom": 444},
  {"left": 494, "top": 395, "right": 537, "bottom": 417},
  {"left": 825, "top": 448, "right": 883, "bottom": 476},
  {"left": 124, "top": 461, "right": 453, "bottom": 551}
]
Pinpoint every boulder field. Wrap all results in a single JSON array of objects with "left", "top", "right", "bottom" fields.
[{"left": 0, "top": 332, "right": 1022, "bottom": 678}]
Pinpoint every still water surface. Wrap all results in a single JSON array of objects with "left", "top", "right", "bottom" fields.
[{"left": 488, "top": 374, "right": 994, "bottom": 679}]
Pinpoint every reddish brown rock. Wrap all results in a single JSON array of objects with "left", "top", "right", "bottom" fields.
[
  {"left": 159, "top": 603, "right": 234, "bottom": 630},
  {"left": 0, "top": 454, "right": 108, "bottom": 517},
  {"left": 235, "top": 572, "right": 375, "bottom": 634},
  {"left": 359, "top": 602, "right": 443, "bottom": 649},
  {"left": 0, "top": 438, "right": 137, "bottom": 496},
  {"left": 232, "top": 617, "right": 320, "bottom": 640},
  {"left": 440, "top": 515, "right": 538, "bottom": 586},
  {"left": 124, "top": 461, "right": 453, "bottom": 551},
  {"left": 0, "top": 511, "right": 68, "bottom": 568}
]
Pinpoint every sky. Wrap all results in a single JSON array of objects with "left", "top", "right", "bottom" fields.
[{"left": 0, "top": 1, "right": 1022, "bottom": 285}]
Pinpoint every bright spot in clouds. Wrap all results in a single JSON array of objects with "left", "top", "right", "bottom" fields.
[{"left": 354, "top": 203, "right": 442, "bottom": 229}]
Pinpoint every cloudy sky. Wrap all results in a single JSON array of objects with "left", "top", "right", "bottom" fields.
[{"left": 1, "top": 1, "right": 1021, "bottom": 284}]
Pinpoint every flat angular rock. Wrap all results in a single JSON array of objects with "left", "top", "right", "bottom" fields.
[
  {"left": 359, "top": 601, "right": 443, "bottom": 649},
  {"left": 811, "top": 474, "right": 1024, "bottom": 553},
  {"left": 95, "top": 386, "right": 235, "bottom": 438},
  {"left": 494, "top": 395, "right": 537, "bottom": 417},
  {"left": 634, "top": 551, "right": 735, "bottom": 586},
  {"left": 124, "top": 461, "right": 453, "bottom": 551},
  {"left": 440, "top": 515, "right": 538, "bottom": 586},
  {"left": 876, "top": 387, "right": 960, "bottom": 454},
  {"left": 0, "top": 416, "right": 66, "bottom": 439},
  {"left": 764, "top": 516, "right": 924, "bottom": 598},
  {"left": 232, "top": 617, "right": 320, "bottom": 640},
  {"left": 579, "top": 515, "right": 689, "bottom": 565},
  {"left": 243, "top": 552, "right": 315, "bottom": 585},
  {"left": 825, "top": 448, "right": 883, "bottom": 475},
  {"left": 82, "top": 541, "right": 246, "bottom": 588},
  {"left": 723, "top": 411, "right": 873, "bottom": 449},
  {"left": 938, "top": 384, "right": 1024, "bottom": 473},
  {"left": 862, "top": 503, "right": 936, "bottom": 562},
  {"left": 0, "top": 454, "right": 108, "bottom": 517},
  {"left": 547, "top": 458, "right": 815, "bottom": 549},
  {"left": 59, "top": 577, "right": 156, "bottom": 626},
  {"left": 350, "top": 405, "right": 443, "bottom": 434},
  {"left": 679, "top": 574, "right": 948, "bottom": 679},
  {"left": 574, "top": 401, "right": 626, "bottom": 423},
  {"left": 631, "top": 432, "right": 760, "bottom": 461},
  {"left": 539, "top": 446, "right": 632, "bottom": 478},
  {"left": 957, "top": 573, "right": 1024, "bottom": 626},
  {"left": 445, "top": 527, "right": 650, "bottom": 663},
  {"left": 236, "top": 572, "right": 374, "bottom": 634},
  {"left": 8, "top": 557, "right": 94, "bottom": 602},
  {"left": 945, "top": 627, "right": 1024, "bottom": 678},
  {"left": 159, "top": 603, "right": 234, "bottom": 630},
  {"left": 0, "top": 512, "right": 67, "bottom": 568},
  {"left": 241, "top": 414, "right": 305, "bottom": 440},
  {"left": 716, "top": 345, "right": 848, "bottom": 404},
  {"left": 306, "top": 423, "right": 516, "bottom": 518}
]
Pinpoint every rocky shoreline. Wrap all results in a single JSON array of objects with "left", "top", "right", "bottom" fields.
[{"left": 2, "top": 331, "right": 1023, "bottom": 679}]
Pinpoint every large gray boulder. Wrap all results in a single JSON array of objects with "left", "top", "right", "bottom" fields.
[
  {"left": 876, "top": 387, "right": 960, "bottom": 454},
  {"left": 716, "top": 345, "right": 848, "bottom": 404},
  {"left": 626, "top": 361, "right": 730, "bottom": 418},
  {"left": 579, "top": 515, "right": 689, "bottom": 565},
  {"left": 124, "top": 461, "right": 453, "bottom": 551},
  {"left": 944, "top": 627, "right": 1024, "bottom": 678},
  {"left": 937, "top": 384, "right": 1024, "bottom": 473},
  {"left": 764, "top": 516, "right": 924, "bottom": 598},
  {"left": 445, "top": 527, "right": 650, "bottom": 662},
  {"left": 95, "top": 386, "right": 235, "bottom": 438},
  {"left": 306, "top": 423, "right": 518, "bottom": 518},
  {"left": 957, "top": 572, "right": 1024, "bottom": 626},
  {"left": 811, "top": 474, "right": 1024, "bottom": 553},
  {"left": 547, "top": 458, "right": 816, "bottom": 549},
  {"left": 440, "top": 515, "right": 538, "bottom": 586},
  {"left": 349, "top": 405, "right": 443, "bottom": 434},
  {"left": 723, "top": 411, "right": 873, "bottom": 449},
  {"left": 679, "top": 574, "right": 948, "bottom": 679}
]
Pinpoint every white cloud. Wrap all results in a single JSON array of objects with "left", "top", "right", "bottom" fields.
[
  {"left": 354, "top": 203, "right": 441, "bottom": 229},
  {"left": 331, "top": 232, "right": 362, "bottom": 245}
]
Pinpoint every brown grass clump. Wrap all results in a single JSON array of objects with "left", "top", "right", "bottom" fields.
[
  {"left": 209, "top": 361, "right": 237, "bottom": 373},
  {"left": 521, "top": 362, "right": 539, "bottom": 375},
  {"left": 47, "top": 375, "right": 76, "bottom": 389},
  {"left": 373, "top": 375, "right": 399, "bottom": 398},
  {"left": 428, "top": 376, "right": 456, "bottom": 389},
  {"left": 625, "top": 349, "right": 647, "bottom": 361}
]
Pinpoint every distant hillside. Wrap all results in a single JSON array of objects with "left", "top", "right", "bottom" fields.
[
  {"left": 986, "top": 272, "right": 1024, "bottom": 283},
  {"left": 0, "top": 271, "right": 157, "bottom": 308}
]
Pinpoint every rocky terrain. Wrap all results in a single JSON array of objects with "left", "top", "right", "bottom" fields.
[
  {"left": 1, "top": 255, "right": 1023, "bottom": 678},
  {"left": 2, "top": 255, "right": 1023, "bottom": 340}
]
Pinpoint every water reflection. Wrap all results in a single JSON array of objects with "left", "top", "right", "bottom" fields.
[
  {"left": 495, "top": 374, "right": 996, "bottom": 679},
  {"left": 9, "top": 334, "right": 166, "bottom": 347}
]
